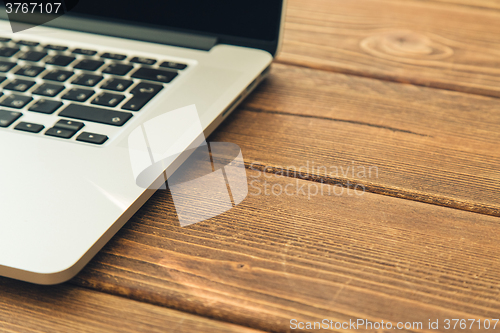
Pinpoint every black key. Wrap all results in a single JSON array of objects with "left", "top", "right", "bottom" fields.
[
  {"left": 43, "top": 69, "right": 74, "bottom": 82},
  {"left": 44, "top": 44, "right": 68, "bottom": 51},
  {"left": 45, "top": 55, "right": 75, "bottom": 66},
  {"left": 131, "top": 67, "right": 177, "bottom": 83},
  {"left": 61, "top": 88, "right": 94, "bottom": 102},
  {"left": 15, "top": 40, "right": 39, "bottom": 47},
  {"left": 29, "top": 99, "right": 63, "bottom": 114},
  {"left": 130, "top": 57, "right": 156, "bottom": 65},
  {"left": 101, "top": 63, "right": 133, "bottom": 76},
  {"left": 0, "top": 94, "right": 32, "bottom": 108},
  {"left": 100, "top": 78, "right": 132, "bottom": 91},
  {"left": 32, "top": 83, "right": 65, "bottom": 97},
  {"left": 72, "top": 48, "right": 97, "bottom": 56},
  {"left": 91, "top": 92, "right": 124, "bottom": 107},
  {"left": 0, "top": 61, "right": 16, "bottom": 72},
  {"left": 72, "top": 73, "right": 103, "bottom": 87},
  {"left": 121, "top": 96, "right": 150, "bottom": 112},
  {"left": 0, "top": 37, "right": 11, "bottom": 43},
  {"left": 0, "top": 110, "right": 21, "bottom": 127},
  {"left": 122, "top": 82, "right": 163, "bottom": 111},
  {"left": 14, "top": 122, "right": 44, "bottom": 133},
  {"left": 18, "top": 50, "right": 47, "bottom": 62},
  {"left": 130, "top": 82, "right": 163, "bottom": 96},
  {"left": 4, "top": 79, "right": 36, "bottom": 92},
  {"left": 0, "top": 47, "right": 19, "bottom": 57},
  {"left": 54, "top": 119, "right": 84, "bottom": 131},
  {"left": 0, "top": 76, "right": 6, "bottom": 84},
  {"left": 59, "top": 104, "right": 132, "bottom": 126},
  {"left": 45, "top": 127, "right": 76, "bottom": 139},
  {"left": 15, "top": 65, "right": 45, "bottom": 77},
  {"left": 159, "top": 61, "right": 187, "bottom": 70},
  {"left": 100, "top": 52, "right": 126, "bottom": 60},
  {"left": 73, "top": 59, "right": 104, "bottom": 71},
  {"left": 77, "top": 132, "right": 108, "bottom": 145}
]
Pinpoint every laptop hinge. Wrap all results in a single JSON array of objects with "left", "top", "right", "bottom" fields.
[{"left": 3, "top": 14, "right": 218, "bottom": 51}]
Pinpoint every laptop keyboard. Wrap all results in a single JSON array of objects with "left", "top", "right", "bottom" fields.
[{"left": 0, "top": 37, "right": 189, "bottom": 145}]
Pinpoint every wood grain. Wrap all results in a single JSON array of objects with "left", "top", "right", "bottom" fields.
[
  {"left": 424, "top": 0, "right": 500, "bottom": 10},
  {"left": 71, "top": 171, "right": 500, "bottom": 333},
  {"left": 0, "top": 278, "right": 263, "bottom": 333},
  {"left": 279, "top": 0, "right": 500, "bottom": 97},
  {"left": 208, "top": 63, "right": 500, "bottom": 217}
]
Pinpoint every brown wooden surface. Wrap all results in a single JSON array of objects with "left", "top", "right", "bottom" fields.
[
  {"left": 216, "top": 63, "right": 500, "bottom": 217},
  {"left": 72, "top": 173, "right": 500, "bottom": 332},
  {"left": 425, "top": 0, "right": 500, "bottom": 10},
  {"left": 0, "top": 278, "right": 263, "bottom": 333},
  {"left": 4, "top": 0, "right": 500, "bottom": 332},
  {"left": 279, "top": 0, "right": 500, "bottom": 97}
]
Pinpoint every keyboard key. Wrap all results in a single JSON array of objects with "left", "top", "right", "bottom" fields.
[
  {"left": 77, "top": 132, "right": 108, "bottom": 144},
  {"left": 91, "top": 92, "right": 124, "bottom": 107},
  {"left": 0, "top": 94, "right": 32, "bottom": 108},
  {"left": 45, "top": 55, "right": 75, "bottom": 66},
  {"left": 44, "top": 44, "right": 68, "bottom": 51},
  {"left": 159, "top": 61, "right": 187, "bottom": 70},
  {"left": 32, "top": 83, "right": 65, "bottom": 97},
  {"left": 4, "top": 79, "right": 36, "bottom": 92},
  {"left": 15, "top": 65, "right": 45, "bottom": 77},
  {"left": 0, "top": 37, "right": 11, "bottom": 43},
  {"left": 73, "top": 59, "right": 104, "bottom": 71},
  {"left": 0, "top": 110, "right": 21, "bottom": 127},
  {"left": 131, "top": 67, "right": 177, "bottom": 83},
  {"left": 54, "top": 119, "right": 84, "bottom": 131},
  {"left": 0, "top": 61, "right": 16, "bottom": 72},
  {"left": 61, "top": 88, "right": 94, "bottom": 102},
  {"left": 72, "top": 48, "right": 97, "bottom": 56},
  {"left": 122, "top": 82, "right": 163, "bottom": 111},
  {"left": 45, "top": 127, "right": 76, "bottom": 139},
  {"left": 0, "top": 47, "right": 19, "bottom": 57},
  {"left": 100, "top": 52, "right": 126, "bottom": 60},
  {"left": 15, "top": 40, "right": 39, "bottom": 47},
  {"left": 14, "top": 122, "right": 44, "bottom": 133},
  {"left": 101, "top": 63, "right": 133, "bottom": 76},
  {"left": 0, "top": 76, "right": 6, "bottom": 84},
  {"left": 18, "top": 50, "right": 47, "bottom": 62},
  {"left": 130, "top": 82, "right": 163, "bottom": 95},
  {"left": 121, "top": 97, "right": 151, "bottom": 112},
  {"left": 100, "top": 78, "right": 132, "bottom": 91},
  {"left": 43, "top": 69, "right": 74, "bottom": 82},
  {"left": 59, "top": 104, "right": 132, "bottom": 126},
  {"left": 72, "top": 73, "right": 103, "bottom": 87},
  {"left": 130, "top": 57, "right": 156, "bottom": 65},
  {"left": 29, "top": 99, "right": 63, "bottom": 114}
]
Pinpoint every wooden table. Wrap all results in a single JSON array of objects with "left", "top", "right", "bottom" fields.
[{"left": 2, "top": 0, "right": 500, "bottom": 332}]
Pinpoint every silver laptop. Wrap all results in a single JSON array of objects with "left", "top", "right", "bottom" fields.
[{"left": 0, "top": 0, "right": 286, "bottom": 284}]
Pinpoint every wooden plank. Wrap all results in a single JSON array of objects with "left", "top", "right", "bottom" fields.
[
  {"left": 279, "top": 0, "right": 500, "bottom": 97},
  {"left": 0, "top": 278, "right": 263, "bottom": 333},
  {"left": 423, "top": 0, "right": 500, "bottom": 10},
  {"left": 210, "top": 63, "right": 500, "bottom": 216},
  {"left": 72, "top": 171, "right": 500, "bottom": 333}
]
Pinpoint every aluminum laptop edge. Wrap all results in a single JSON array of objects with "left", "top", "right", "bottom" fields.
[{"left": 0, "top": 0, "right": 286, "bottom": 284}]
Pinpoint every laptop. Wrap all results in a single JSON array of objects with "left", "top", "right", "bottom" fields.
[{"left": 0, "top": 0, "right": 286, "bottom": 284}]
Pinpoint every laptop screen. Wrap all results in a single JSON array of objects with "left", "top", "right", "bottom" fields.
[
  {"left": 72, "top": 0, "right": 283, "bottom": 42},
  {"left": 0, "top": 0, "right": 285, "bottom": 55}
]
